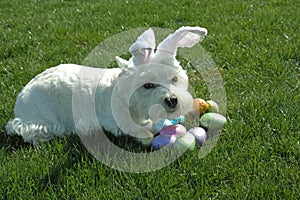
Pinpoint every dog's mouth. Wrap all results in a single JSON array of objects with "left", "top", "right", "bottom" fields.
[
  {"left": 162, "top": 95, "right": 192, "bottom": 118},
  {"left": 163, "top": 102, "right": 181, "bottom": 118},
  {"left": 164, "top": 105, "right": 178, "bottom": 113}
]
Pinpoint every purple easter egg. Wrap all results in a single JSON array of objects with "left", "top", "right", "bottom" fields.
[
  {"left": 152, "top": 135, "right": 176, "bottom": 150},
  {"left": 160, "top": 124, "right": 187, "bottom": 138},
  {"left": 188, "top": 127, "right": 207, "bottom": 146}
]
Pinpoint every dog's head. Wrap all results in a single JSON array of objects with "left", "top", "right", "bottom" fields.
[{"left": 112, "top": 27, "right": 207, "bottom": 133}]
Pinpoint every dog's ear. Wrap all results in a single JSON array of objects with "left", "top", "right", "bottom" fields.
[
  {"left": 155, "top": 26, "right": 207, "bottom": 59},
  {"left": 129, "top": 28, "right": 156, "bottom": 66}
]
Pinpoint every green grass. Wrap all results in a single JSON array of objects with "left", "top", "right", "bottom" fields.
[{"left": 1, "top": 0, "right": 299, "bottom": 199}]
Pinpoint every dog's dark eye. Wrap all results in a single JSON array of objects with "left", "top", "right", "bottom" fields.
[
  {"left": 172, "top": 76, "right": 178, "bottom": 83},
  {"left": 143, "top": 83, "right": 156, "bottom": 89}
]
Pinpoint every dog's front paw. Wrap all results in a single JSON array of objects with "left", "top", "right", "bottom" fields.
[{"left": 135, "top": 131, "right": 154, "bottom": 146}]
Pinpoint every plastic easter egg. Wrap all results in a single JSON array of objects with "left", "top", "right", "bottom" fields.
[
  {"left": 152, "top": 135, "right": 176, "bottom": 150},
  {"left": 152, "top": 119, "right": 173, "bottom": 133},
  {"left": 169, "top": 115, "right": 185, "bottom": 124},
  {"left": 188, "top": 127, "right": 207, "bottom": 146},
  {"left": 200, "top": 113, "right": 227, "bottom": 131},
  {"left": 206, "top": 100, "right": 219, "bottom": 113},
  {"left": 174, "top": 132, "right": 196, "bottom": 151},
  {"left": 160, "top": 124, "right": 187, "bottom": 138},
  {"left": 189, "top": 98, "right": 209, "bottom": 116}
]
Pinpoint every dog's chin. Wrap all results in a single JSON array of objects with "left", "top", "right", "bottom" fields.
[
  {"left": 148, "top": 104, "right": 180, "bottom": 122},
  {"left": 164, "top": 106, "right": 184, "bottom": 119}
]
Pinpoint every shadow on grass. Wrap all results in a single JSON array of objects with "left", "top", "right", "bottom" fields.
[
  {"left": 36, "top": 133, "right": 152, "bottom": 193},
  {"left": 0, "top": 127, "right": 150, "bottom": 152},
  {"left": 37, "top": 136, "right": 92, "bottom": 193},
  {"left": 0, "top": 126, "right": 152, "bottom": 187},
  {"left": 0, "top": 129, "right": 34, "bottom": 151}
]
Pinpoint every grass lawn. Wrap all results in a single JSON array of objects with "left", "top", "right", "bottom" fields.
[{"left": 1, "top": 0, "right": 299, "bottom": 199}]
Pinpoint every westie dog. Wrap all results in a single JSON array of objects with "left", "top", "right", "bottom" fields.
[{"left": 6, "top": 26, "right": 207, "bottom": 145}]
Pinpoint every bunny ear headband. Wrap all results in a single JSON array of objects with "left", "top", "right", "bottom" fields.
[{"left": 122, "top": 26, "right": 207, "bottom": 67}]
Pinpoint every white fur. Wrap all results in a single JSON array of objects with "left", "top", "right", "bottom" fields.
[{"left": 6, "top": 26, "right": 207, "bottom": 145}]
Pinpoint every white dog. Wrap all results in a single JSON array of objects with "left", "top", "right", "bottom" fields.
[{"left": 6, "top": 26, "right": 207, "bottom": 145}]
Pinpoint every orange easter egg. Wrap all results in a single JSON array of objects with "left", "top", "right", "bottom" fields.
[{"left": 189, "top": 98, "right": 209, "bottom": 116}]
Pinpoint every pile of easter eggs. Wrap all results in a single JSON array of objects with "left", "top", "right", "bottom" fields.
[{"left": 152, "top": 98, "right": 226, "bottom": 151}]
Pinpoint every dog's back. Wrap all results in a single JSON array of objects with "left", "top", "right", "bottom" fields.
[{"left": 5, "top": 64, "right": 121, "bottom": 143}]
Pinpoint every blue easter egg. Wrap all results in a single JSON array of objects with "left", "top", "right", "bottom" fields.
[
  {"left": 152, "top": 135, "right": 176, "bottom": 150},
  {"left": 169, "top": 115, "right": 185, "bottom": 124}
]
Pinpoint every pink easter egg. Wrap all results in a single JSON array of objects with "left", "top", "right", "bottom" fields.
[{"left": 159, "top": 124, "right": 187, "bottom": 138}]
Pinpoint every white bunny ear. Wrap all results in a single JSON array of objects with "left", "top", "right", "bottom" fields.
[
  {"left": 155, "top": 26, "right": 207, "bottom": 59},
  {"left": 129, "top": 28, "right": 156, "bottom": 66},
  {"left": 115, "top": 56, "right": 129, "bottom": 70}
]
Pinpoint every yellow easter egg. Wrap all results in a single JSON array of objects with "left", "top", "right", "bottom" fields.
[{"left": 206, "top": 100, "right": 220, "bottom": 113}]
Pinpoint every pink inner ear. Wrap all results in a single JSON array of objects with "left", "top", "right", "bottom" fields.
[{"left": 144, "top": 49, "right": 152, "bottom": 60}]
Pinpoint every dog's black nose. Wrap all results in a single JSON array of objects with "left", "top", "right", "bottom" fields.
[{"left": 164, "top": 96, "right": 178, "bottom": 108}]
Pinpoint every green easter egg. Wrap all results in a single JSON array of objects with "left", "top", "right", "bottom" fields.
[
  {"left": 174, "top": 132, "right": 195, "bottom": 151},
  {"left": 200, "top": 113, "right": 226, "bottom": 131},
  {"left": 206, "top": 100, "right": 219, "bottom": 113}
]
